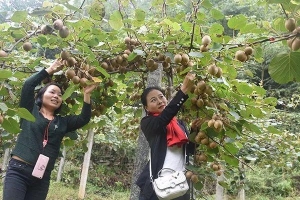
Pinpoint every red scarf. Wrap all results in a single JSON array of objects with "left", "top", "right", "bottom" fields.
[{"left": 149, "top": 113, "right": 188, "bottom": 147}]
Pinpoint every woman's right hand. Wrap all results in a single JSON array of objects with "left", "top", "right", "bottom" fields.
[
  {"left": 180, "top": 72, "right": 196, "bottom": 94},
  {"left": 46, "top": 59, "right": 64, "bottom": 75}
]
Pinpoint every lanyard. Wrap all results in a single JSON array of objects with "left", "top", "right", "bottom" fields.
[{"left": 43, "top": 119, "right": 53, "bottom": 148}]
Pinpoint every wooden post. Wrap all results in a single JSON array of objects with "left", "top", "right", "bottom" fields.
[
  {"left": 78, "top": 129, "right": 94, "bottom": 199},
  {"left": 56, "top": 145, "right": 66, "bottom": 182}
]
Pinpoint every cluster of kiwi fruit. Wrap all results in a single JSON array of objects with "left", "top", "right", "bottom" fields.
[
  {"left": 174, "top": 53, "right": 194, "bottom": 74},
  {"left": 210, "top": 162, "right": 222, "bottom": 176},
  {"left": 62, "top": 51, "right": 97, "bottom": 88},
  {"left": 207, "top": 63, "right": 222, "bottom": 78},
  {"left": 190, "top": 80, "right": 214, "bottom": 109},
  {"left": 100, "top": 37, "right": 142, "bottom": 73},
  {"left": 200, "top": 35, "right": 212, "bottom": 52},
  {"left": 185, "top": 170, "right": 200, "bottom": 184},
  {"left": 40, "top": 19, "right": 70, "bottom": 38},
  {"left": 234, "top": 46, "right": 254, "bottom": 62},
  {"left": 207, "top": 114, "right": 225, "bottom": 133},
  {"left": 194, "top": 130, "right": 218, "bottom": 149},
  {"left": 285, "top": 18, "right": 300, "bottom": 51}
]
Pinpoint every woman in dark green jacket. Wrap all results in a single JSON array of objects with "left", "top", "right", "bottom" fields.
[{"left": 3, "top": 59, "right": 96, "bottom": 200}]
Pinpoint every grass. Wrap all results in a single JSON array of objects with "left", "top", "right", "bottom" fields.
[{"left": 0, "top": 181, "right": 130, "bottom": 200}]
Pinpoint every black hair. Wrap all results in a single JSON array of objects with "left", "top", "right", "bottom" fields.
[
  {"left": 35, "top": 82, "right": 64, "bottom": 114},
  {"left": 140, "top": 86, "right": 165, "bottom": 106}
]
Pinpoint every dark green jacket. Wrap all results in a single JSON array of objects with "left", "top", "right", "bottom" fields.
[{"left": 11, "top": 69, "right": 91, "bottom": 171}]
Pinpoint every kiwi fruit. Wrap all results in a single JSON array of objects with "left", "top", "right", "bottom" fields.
[
  {"left": 185, "top": 171, "right": 194, "bottom": 179},
  {"left": 101, "top": 62, "right": 109, "bottom": 69},
  {"left": 174, "top": 54, "right": 182, "bottom": 64},
  {"left": 235, "top": 50, "right": 247, "bottom": 62},
  {"left": 60, "top": 50, "right": 70, "bottom": 60},
  {"left": 67, "top": 57, "right": 76, "bottom": 67},
  {"left": 285, "top": 18, "right": 296, "bottom": 32},
  {"left": 72, "top": 76, "right": 80, "bottom": 84},
  {"left": 41, "top": 25, "right": 53, "bottom": 35},
  {"left": 59, "top": 26, "right": 70, "bottom": 38},
  {"left": 80, "top": 78, "right": 88, "bottom": 87},
  {"left": 0, "top": 114, "right": 3, "bottom": 124},
  {"left": 215, "top": 67, "right": 223, "bottom": 78},
  {"left": 292, "top": 38, "right": 300, "bottom": 51},
  {"left": 209, "top": 141, "right": 218, "bottom": 149},
  {"left": 23, "top": 42, "right": 32, "bottom": 51},
  {"left": 191, "top": 174, "right": 199, "bottom": 183},
  {"left": 244, "top": 46, "right": 253, "bottom": 55},
  {"left": 202, "top": 35, "right": 212, "bottom": 46},
  {"left": 207, "top": 119, "right": 215, "bottom": 127},
  {"left": 196, "top": 99, "right": 204, "bottom": 108},
  {"left": 53, "top": 19, "right": 64, "bottom": 30},
  {"left": 200, "top": 45, "right": 209, "bottom": 52},
  {"left": 214, "top": 119, "right": 223, "bottom": 129},
  {"left": 207, "top": 64, "right": 218, "bottom": 76},
  {"left": 65, "top": 69, "right": 76, "bottom": 79},
  {"left": 0, "top": 50, "right": 8, "bottom": 57},
  {"left": 181, "top": 53, "right": 189, "bottom": 64}
]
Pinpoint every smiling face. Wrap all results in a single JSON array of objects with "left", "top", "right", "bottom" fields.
[
  {"left": 41, "top": 85, "right": 63, "bottom": 111},
  {"left": 145, "top": 89, "right": 168, "bottom": 114}
]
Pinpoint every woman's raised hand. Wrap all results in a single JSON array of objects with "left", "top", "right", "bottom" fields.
[
  {"left": 180, "top": 72, "right": 196, "bottom": 94},
  {"left": 46, "top": 59, "right": 64, "bottom": 75}
]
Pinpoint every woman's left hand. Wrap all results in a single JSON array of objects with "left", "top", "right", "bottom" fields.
[{"left": 83, "top": 83, "right": 98, "bottom": 95}]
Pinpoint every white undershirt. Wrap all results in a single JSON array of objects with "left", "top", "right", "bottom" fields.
[{"left": 160, "top": 145, "right": 185, "bottom": 176}]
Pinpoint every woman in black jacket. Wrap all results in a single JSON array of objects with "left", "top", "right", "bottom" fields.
[
  {"left": 3, "top": 59, "right": 96, "bottom": 200},
  {"left": 136, "top": 72, "right": 196, "bottom": 200}
]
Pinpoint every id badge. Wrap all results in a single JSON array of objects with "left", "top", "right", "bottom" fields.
[{"left": 32, "top": 154, "right": 49, "bottom": 179}]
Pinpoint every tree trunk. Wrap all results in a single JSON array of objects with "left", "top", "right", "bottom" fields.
[
  {"left": 1, "top": 148, "right": 10, "bottom": 183},
  {"left": 78, "top": 129, "right": 94, "bottom": 199},
  {"left": 130, "top": 64, "right": 163, "bottom": 200},
  {"left": 56, "top": 145, "right": 66, "bottom": 182},
  {"left": 216, "top": 171, "right": 225, "bottom": 200}
]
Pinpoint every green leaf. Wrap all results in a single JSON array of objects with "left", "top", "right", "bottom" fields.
[
  {"left": 209, "top": 23, "right": 224, "bottom": 35},
  {"left": 1, "top": 117, "right": 20, "bottom": 134},
  {"left": 222, "top": 154, "right": 239, "bottom": 167},
  {"left": 89, "top": 2, "right": 105, "bottom": 21},
  {"left": 266, "top": 126, "right": 281, "bottom": 134},
  {"left": 263, "top": 97, "right": 277, "bottom": 106},
  {"left": 253, "top": 85, "right": 266, "bottom": 96},
  {"left": 62, "top": 85, "right": 77, "bottom": 101},
  {"left": 11, "top": 11, "right": 28, "bottom": 23},
  {"left": 65, "top": 131, "right": 78, "bottom": 140},
  {"left": 181, "top": 22, "right": 193, "bottom": 32},
  {"left": 188, "top": 51, "right": 204, "bottom": 58},
  {"left": 17, "top": 108, "right": 35, "bottom": 122},
  {"left": 244, "top": 122, "right": 262, "bottom": 134},
  {"left": 269, "top": 52, "right": 300, "bottom": 84},
  {"left": 210, "top": 8, "right": 224, "bottom": 20},
  {"left": 193, "top": 181, "right": 204, "bottom": 190},
  {"left": 0, "top": 102, "right": 8, "bottom": 112},
  {"left": 236, "top": 82, "right": 253, "bottom": 95},
  {"left": 109, "top": 11, "right": 124, "bottom": 30},
  {"left": 64, "top": 138, "right": 75, "bottom": 146},
  {"left": 135, "top": 9, "right": 145, "bottom": 21},
  {"left": 95, "top": 66, "right": 110, "bottom": 78},
  {"left": 127, "top": 52, "right": 138, "bottom": 62},
  {"left": 202, "top": 0, "right": 213, "bottom": 9},
  {"left": 0, "top": 69, "right": 13, "bottom": 79},
  {"left": 227, "top": 14, "right": 247, "bottom": 30},
  {"left": 224, "top": 143, "right": 239, "bottom": 155}
]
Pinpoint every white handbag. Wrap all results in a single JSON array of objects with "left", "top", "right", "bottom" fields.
[{"left": 149, "top": 153, "right": 189, "bottom": 200}]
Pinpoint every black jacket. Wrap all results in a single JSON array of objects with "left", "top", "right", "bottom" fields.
[{"left": 136, "top": 90, "right": 195, "bottom": 199}]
